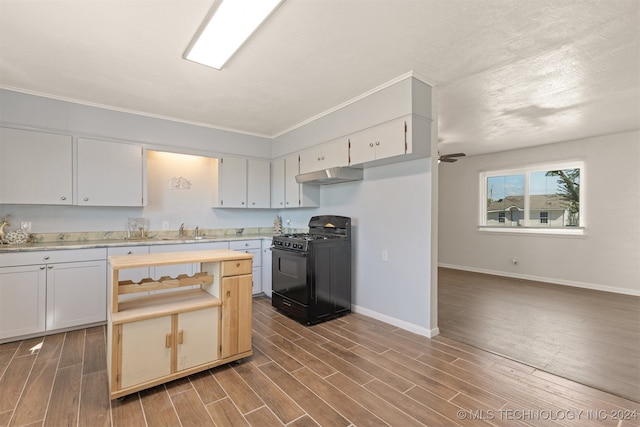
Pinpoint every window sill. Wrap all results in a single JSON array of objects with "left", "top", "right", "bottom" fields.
[{"left": 478, "top": 226, "right": 586, "bottom": 237}]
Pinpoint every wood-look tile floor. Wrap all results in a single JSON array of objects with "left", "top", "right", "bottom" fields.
[
  {"left": 1, "top": 296, "right": 639, "bottom": 427},
  {"left": 438, "top": 267, "right": 640, "bottom": 404}
]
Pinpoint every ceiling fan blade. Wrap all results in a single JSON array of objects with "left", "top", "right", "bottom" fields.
[
  {"left": 439, "top": 157, "right": 458, "bottom": 162},
  {"left": 442, "top": 153, "right": 466, "bottom": 158}
]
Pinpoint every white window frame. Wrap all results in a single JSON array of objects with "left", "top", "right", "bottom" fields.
[{"left": 479, "top": 160, "right": 585, "bottom": 236}]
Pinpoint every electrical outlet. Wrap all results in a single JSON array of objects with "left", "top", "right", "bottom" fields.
[
  {"left": 382, "top": 250, "right": 389, "bottom": 262},
  {"left": 162, "top": 221, "right": 170, "bottom": 230}
]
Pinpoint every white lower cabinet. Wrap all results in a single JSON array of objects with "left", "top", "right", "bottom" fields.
[
  {"left": 261, "top": 239, "right": 272, "bottom": 298},
  {"left": 46, "top": 259, "right": 107, "bottom": 330},
  {"left": 0, "top": 248, "right": 107, "bottom": 342},
  {"left": 230, "top": 240, "right": 262, "bottom": 294},
  {"left": 0, "top": 265, "right": 46, "bottom": 340}
]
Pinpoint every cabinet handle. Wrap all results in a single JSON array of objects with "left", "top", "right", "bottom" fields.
[
  {"left": 43, "top": 256, "right": 50, "bottom": 260},
  {"left": 127, "top": 251, "right": 133, "bottom": 255},
  {"left": 84, "top": 197, "right": 89, "bottom": 201},
  {"left": 375, "top": 141, "right": 380, "bottom": 146},
  {"left": 252, "top": 202, "right": 255, "bottom": 205},
  {"left": 226, "top": 290, "right": 231, "bottom": 298},
  {"left": 165, "top": 333, "right": 172, "bottom": 348},
  {"left": 236, "top": 262, "right": 241, "bottom": 267},
  {"left": 39, "top": 265, "right": 45, "bottom": 270},
  {"left": 369, "top": 143, "right": 374, "bottom": 147},
  {"left": 60, "top": 196, "right": 67, "bottom": 201},
  {"left": 178, "top": 330, "right": 184, "bottom": 344},
  {"left": 47, "top": 265, "right": 54, "bottom": 269}
]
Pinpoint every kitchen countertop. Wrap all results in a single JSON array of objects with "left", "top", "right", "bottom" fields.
[{"left": 0, "top": 234, "right": 276, "bottom": 253}]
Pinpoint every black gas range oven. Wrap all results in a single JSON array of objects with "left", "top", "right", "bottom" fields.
[{"left": 271, "top": 215, "right": 352, "bottom": 325}]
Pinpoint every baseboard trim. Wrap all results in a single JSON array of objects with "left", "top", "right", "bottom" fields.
[
  {"left": 351, "top": 304, "right": 439, "bottom": 338},
  {"left": 438, "top": 263, "right": 640, "bottom": 296}
]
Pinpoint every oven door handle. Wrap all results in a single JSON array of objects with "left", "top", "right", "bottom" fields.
[{"left": 271, "top": 248, "right": 308, "bottom": 257}]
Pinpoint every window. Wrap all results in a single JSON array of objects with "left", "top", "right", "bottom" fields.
[
  {"left": 480, "top": 161, "right": 584, "bottom": 235},
  {"left": 539, "top": 211, "right": 549, "bottom": 224}
]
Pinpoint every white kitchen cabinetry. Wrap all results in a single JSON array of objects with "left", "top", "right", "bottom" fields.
[
  {"left": 77, "top": 138, "right": 146, "bottom": 207},
  {"left": 0, "top": 248, "right": 107, "bottom": 342},
  {"left": 230, "top": 240, "right": 262, "bottom": 294},
  {"left": 0, "top": 265, "right": 46, "bottom": 340},
  {"left": 247, "top": 159, "right": 270, "bottom": 208},
  {"left": 261, "top": 239, "right": 272, "bottom": 298},
  {"left": 0, "top": 127, "right": 73, "bottom": 205},
  {"left": 271, "top": 153, "right": 319, "bottom": 209},
  {"left": 299, "top": 138, "right": 349, "bottom": 174},
  {"left": 349, "top": 115, "right": 410, "bottom": 165},
  {"left": 212, "top": 158, "right": 271, "bottom": 208},
  {"left": 270, "top": 157, "right": 285, "bottom": 208}
]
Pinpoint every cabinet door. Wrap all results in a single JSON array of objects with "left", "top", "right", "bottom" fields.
[
  {"left": 322, "top": 138, "right": 350, "bottom": 169},
  {"left": 176, "top": 307, "right": 219, "bottom": 371},
  {"left": 46, "top": 260, "right": 107, "bottom": 330},
  {"left": 120, "top": 316, "right": 172, "bottom": 388},
  {"left": 221, "top": 274, "right": 252, "bottom": 358},
  {"left": 298, "top": 146, "right": 324, "bottom": 174},
  {"left": 261, "top": 240, "right": 272, "bottom": 298},
  {"left": 373, "top": 117, "right": 407, "bottom": 160},
  {"left": 0, "top": 127, "right": 73, "bottom": 205},
  {"left": 348, "top": 117, "right": 406, "bottom": 165},
  {"left": 216, "top": 157, "right": 247, "bottom": 208},
  {"left": 270, "top": 157, "right": 285, "bottom": 208},
  {"left": 247, "top": 159, "right": 270, "bottom": 208},
  {"left": 77, "top": 138, "right": 145, "bottom": 206},
  {"left": 0, "top": 265, "right": 46, "bottom": 340},
  {"left": 284, "top": 153, "right": 299, "bottom": 208}
]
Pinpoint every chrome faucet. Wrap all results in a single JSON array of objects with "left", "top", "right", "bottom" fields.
[
  {"left": 195, "top": 226, "right": 199, "bottom": 238},
  {"left": 179, "top": 223, "right": 185, "bottom": 237}
]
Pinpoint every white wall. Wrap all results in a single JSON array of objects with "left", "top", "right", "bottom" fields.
[
  {"left": 439, "top": 130, "right": 640, "bottom": 295},
  {"left": 280, "top": 158, "right": 436, "bottom": 336}
]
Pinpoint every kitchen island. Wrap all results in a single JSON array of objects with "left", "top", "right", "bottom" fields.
[{"left": 107, "top": 249, "right": 253, "bottom": 399}]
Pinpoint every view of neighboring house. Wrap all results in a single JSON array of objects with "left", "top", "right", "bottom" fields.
[{"left": 486, "top": 194, "right": 571, "bottom": 227}]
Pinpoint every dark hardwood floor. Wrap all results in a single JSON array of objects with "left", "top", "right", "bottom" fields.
[
  {"left": 438, "top": 267, "right": 640, "bottom": 403},
  {"left": 1, "top": 295, "right": 639, "bottom": 426}
]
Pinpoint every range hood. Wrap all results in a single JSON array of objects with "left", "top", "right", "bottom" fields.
[{"left": 295, "top": 167, "right": 363, "bottom": 185}]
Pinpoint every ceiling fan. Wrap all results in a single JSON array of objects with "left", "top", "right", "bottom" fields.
[{"left": 438, "top": 152, "right": 466, "bottom": 163}]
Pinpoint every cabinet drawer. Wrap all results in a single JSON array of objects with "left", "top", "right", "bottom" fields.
[
  {"left": 0, "top": 248, "right": 106, "bottom": 267},
  {"left": 221, "top": 259, "right": 252, "bottom": 276},
  {"left": 229, "top": 239, "right": 261, "bottom": 250}
]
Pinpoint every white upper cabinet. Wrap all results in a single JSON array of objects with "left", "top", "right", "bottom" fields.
[
  {"left": 77, "top": 138, "right": 146, "bottom": 206},
  {"left": 271, "top": 154, "right": 319, "bottom": 209},
  {"left": 213, "top": 157, "right": 247, "bottom": 208},
  {"left": 270, "top": 157, "right": 285, "bottom": 209},
  {"left": 247, "top": 159, "right": 270, "bottom": 208},
  {"left": 348, "top": 116, "right": 408, "bottom": 165},
  {"left": 213, "top": 157, "right": 270, "bottom": 208},
  {"left": 299, "top": 138, "right": 349, "bottom": 174},
  {"left": 0, "top": 127, "right": 73, "bottom": 205}
]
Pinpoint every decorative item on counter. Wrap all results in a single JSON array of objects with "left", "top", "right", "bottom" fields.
[
  {"left": 127, "top": 217, "right": 148, "bottom": 240},
  {"left": 0, "top": 216, "right": 10, "bottom": 244},
  {"left": 0, "top": 216, "right": 30, "bottom": 245},
  {"left": 4, "top": 229, "right": 28, "bottom": 245},
  {"left": 273, "top": 215, "right": 282, "bottom": 235}
]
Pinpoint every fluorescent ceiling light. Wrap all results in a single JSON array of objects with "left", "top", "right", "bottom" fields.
[{"left": 184, "top": 0, "right": 284, "bottom": 70}]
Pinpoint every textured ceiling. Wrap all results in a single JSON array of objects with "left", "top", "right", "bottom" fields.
[{"left": 0, "top": 0, "right": 638, "bottom": 156}]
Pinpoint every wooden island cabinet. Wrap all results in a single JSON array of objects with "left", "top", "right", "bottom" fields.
[{"left": 107, "top": 249, "right": 253, "bottom": 399}]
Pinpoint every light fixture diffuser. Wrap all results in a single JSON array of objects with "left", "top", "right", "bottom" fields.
[{"left": 184, "top": 0, "right": 284, "bottom": 70}]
